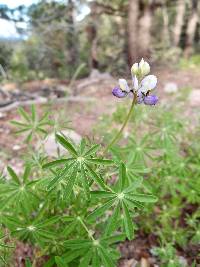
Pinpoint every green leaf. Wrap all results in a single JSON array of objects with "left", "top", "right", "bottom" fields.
[
  {"left": 35, "top": 216, "right": 59, "bottom": 228},
  {"left": 25, "top": 258, "right": 32, "bottom": 267},
  {"left": 123, "top": 177, "right": 143, "bottom": 193},
  {"left": 80, "top": 139, "right": 86, "bottom": 154},
  {"left": 31, "top": 104, "right": 36, "bottom": 121},
  {"left": 56, "top": 134, "right": 77, "bottom": 157},
  {"left": 86, "top": 158, "right": 113, "bottom": 166},
  {"left": 43, "top": 257, "right": 55, "bottom": 267},
  {"left": 55, "top": 256, "right": 68, "bottom": 267},
  {"left": 7, "top": 166, "right": 20, "bottom": 184},
  {"left": 64, "top": 239, "right": 92, "bottom": 249},
  {"left": 119, "top": 163, "right": 126, "bottom": 191},
  {"left": 87, "top": 198, "right": 116, "bottom": 221},
  {"left": 65, "top": 166, "right": 78, "bottom": 200},
  {"left": 127, "top": 193, "right": 157, "bottom": 203},
  {"left": 23, "top": 165, "right": 31, "bottom": 183},
  {"left": 85, "top": 164, "right": 106, "bottom": 190},
  {"left": 124, "top": 198, "right": 144, "bottom": 210},
  {"left": 81, "top": 165, "right": 90, "bottom": 198},
  {"left": 79, "top": 249, "right": 92, "bottom": 267},
  {"left": 18, "top": 107, "right": 31, "bottom": 122},
  {"left": 47, "top": 162, "right": 75, "bottom": 190},
  {"left": 105, "top": 204, "right": 120, "bottom": 235},
  {"left": 62, "top": 221, "right": 77, "bottom": 236},
  {"left": 92, "top": 249, "right": 101, "bottom": 267},
  {"left": 91, "top": 191, "right": 116, "bottom": 199},
  {"left": 84, "top": 144, "right": 100, "bottom": 157},
  {"left": 10, "top": 121, "right": 29, "bottom": 127},
  {"left": 101, "top": 234, "right": 125, "bottom": 245},
  {"left": 63, "top": 249, "right": 87, "bottom": 264},
  {"left": 122, "top": 202, "right": 133, "bottom": 240},
  {"left": 98, "top": 246, "right": 115, "bottom": 267},
  {"left": 42, "top": 159, "right": 73, "bottom": 169}
]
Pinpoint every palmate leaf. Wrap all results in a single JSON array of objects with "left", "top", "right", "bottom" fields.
[
  {"left": 0, "top": 166, "right": 39, "bottom": 212},
  {"left": 43, "top": 134, "right": 114, "bottom": 196},
  {"left": 3, "top": 215, "right": 59, "bottom": 243},
  {"left": 63, "top": 234, "right": 124, "bottom": 267},
  {"left": 11, "top": 105, "right": 51, "bottom": 143},
  {"left": 88, "top": 163, "right": 157, "bottom": 238}
]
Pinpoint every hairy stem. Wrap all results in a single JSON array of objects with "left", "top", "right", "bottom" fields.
[{"left": 103, "top": 93, "right": 137, "bottom": 154}]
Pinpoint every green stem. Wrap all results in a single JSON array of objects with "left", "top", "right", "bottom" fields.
[
  {"left": 103, "top": 93, "right": 137, "bottom": 154},
  {"left": 78, "top": 217, "right": 95, "bottom": 241}
]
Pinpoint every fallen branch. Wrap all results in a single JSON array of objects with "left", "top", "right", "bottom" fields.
[{"left": 0, "top": 96, "right": 96, "bottom": 112}]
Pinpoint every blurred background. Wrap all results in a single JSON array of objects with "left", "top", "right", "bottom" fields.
[{"left": 0, "top": 0, "right": 199, "bottom": 82}]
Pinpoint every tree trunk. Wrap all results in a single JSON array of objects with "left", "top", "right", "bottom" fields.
[
  {"left": 173, "top": 0, "right": 186, "bottom": 47},
  {"left": 127, "top": 0, "right": 139, "bottom": 65},
  {"left": 66, "top": 0, "right": 79, "bottom": 75},
  {"left": 87, "top": 2, "right": 99, "bottom": 70},
  {"left": 162, "top": 4, "right": 170, "bottom": 48},
  {"left": 184, "top": 0, "right": 199, "bottom": 57},
  {"left": 137, "top": 4, "right": 153, "bottom": 60}
]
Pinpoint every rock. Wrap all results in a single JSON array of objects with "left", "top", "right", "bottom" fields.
[
  {"left": 12, "top": 145, "right": 21, "bottom": 151},
  {"left": 0, "top": 112, "right": 6, "bottom": 119},
  {"left": 189, "top": 89, "right": 200, "bottom": 107},
  {"left": 43, "top": 130, "right": 82, "bottom": 157},
  {"left": 164, "top": 82, "right": 178, "bottom": 94}
]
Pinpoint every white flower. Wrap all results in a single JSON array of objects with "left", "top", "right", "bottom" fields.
[
  {"left": 131, "top": 63, "right": 139, "bottom": 76},
  {"left": 132, "top": 75, "right": 139, "bottom": 91},
  {"left": 140, "top": 75, "right": 157, "bottom": 94},
  {"left": 118, "top": 79, "right": 130, "bottom": 92}
]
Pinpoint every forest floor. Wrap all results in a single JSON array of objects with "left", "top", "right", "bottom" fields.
[{"left": 0, "top": 66, "right": 200, "bottom": 266}]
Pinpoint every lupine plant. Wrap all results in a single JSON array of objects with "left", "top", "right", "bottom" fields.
[{"left": 0, "top": 59, "right": 159, "bottom": 266}]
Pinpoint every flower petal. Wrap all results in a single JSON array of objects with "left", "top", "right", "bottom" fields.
[
  {"left": 144, "top": 95, "right": 158, "bottom": 105},
  {"left": 139, "top": 58, "right": 145, "bottom": 69},
  {"left": 140, "top": 75, "right": 157, "bottom": 93},
  {"left": 118, "top": 79, "right": 130, "bottom": 93},
  {"left": 132, "top": 75, "right": 139, "bottom": 91},
  {"left": 112, "top": 87, "right": 127, "bottom": 98}
]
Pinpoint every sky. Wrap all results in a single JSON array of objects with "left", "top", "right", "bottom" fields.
[
  {"left": 0, "top": 0, "right": 90, "bottom": 38},
  {"left": 0, "top": 0, "right": 39, "bottom": 38},
  {"left": 0, "top": 0, "right": 39, "bottom": 8}
]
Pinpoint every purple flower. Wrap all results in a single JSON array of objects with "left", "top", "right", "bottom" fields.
[
  {"left": 144, "top": 95, "right": 158, "bottom": 105},
  {"left": 112, "top": 60, "right": 159, "bottom": 106},
  {"left": 136, "top": 91, "right": 144, "bottom": 104},
  {"left": 112, "top": 87, "right": 127, "bottom": 98}
]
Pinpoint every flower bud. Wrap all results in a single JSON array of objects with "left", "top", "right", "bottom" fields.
[
  {"left": 131, "top": 63, "right": 139, "bottom": 76},
  {"left": 139, "top": 58, "right": 150, "bottom": 76}
]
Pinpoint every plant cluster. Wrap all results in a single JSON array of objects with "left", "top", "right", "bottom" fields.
[
  {"left": 0, "top": 60, "right": 159, "bottom": 266},
  {"left": 1, "top": 59, "right": 200, "bottom": 266}
]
